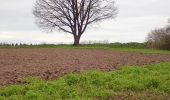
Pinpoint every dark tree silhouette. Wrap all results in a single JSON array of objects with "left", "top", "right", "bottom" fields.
[
  {"left": 33, "top": 0, "right": 117, "bottom": 45},
  {"left": 147, "top": 19, "right": 170, "bottom": 50}
]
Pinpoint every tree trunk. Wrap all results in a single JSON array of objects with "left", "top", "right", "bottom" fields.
[{"left": 73, "top": 35, "right": 80, "bottom": 46}]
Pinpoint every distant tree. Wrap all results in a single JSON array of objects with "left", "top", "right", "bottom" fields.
[
  {"left": 147, "top": 19, "right": 170, "bottom": 50},
  {"left": 33, "top": 0, "right": 117, "bottom": 45},
  {"left": 167, "top": 19, "right": 170, "bottom": 32}
]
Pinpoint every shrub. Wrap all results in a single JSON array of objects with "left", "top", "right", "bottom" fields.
[{"left": 147, "top": 26, "right": 170, "bottom": 50}]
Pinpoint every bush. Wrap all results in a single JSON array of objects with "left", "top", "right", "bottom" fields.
[{"left": 147, "top": 26, "right": 170, "bottom": 50}]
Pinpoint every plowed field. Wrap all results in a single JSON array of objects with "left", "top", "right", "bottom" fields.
[{"left": 0, "top": 48, "right": 170, "bottom": 85}]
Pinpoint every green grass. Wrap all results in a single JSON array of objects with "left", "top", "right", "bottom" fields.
[
  {"left": 0, "top": 62, "right": 170, "bottom": 99},
  {"left": 70, "top": 46, "right": 170, "bottom": 54},
  {"left": 1, "top": 43, "right": 170, "bottom": 54}
]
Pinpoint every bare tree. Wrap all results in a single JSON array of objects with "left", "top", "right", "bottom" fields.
[
  {"left": 33, "top": 0, "right": 117, "bottom": 45},
  {"left": 147, "top": 19, "right": 170, "bottom": 50}
]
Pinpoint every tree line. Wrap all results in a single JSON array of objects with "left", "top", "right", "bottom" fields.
[{"left": 147, "top": 19, "right": 170, "bottom": 50}]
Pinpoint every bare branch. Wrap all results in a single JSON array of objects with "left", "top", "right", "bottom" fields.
[{"left": 33, "top": 0, "right": 117, "bottom": 45}]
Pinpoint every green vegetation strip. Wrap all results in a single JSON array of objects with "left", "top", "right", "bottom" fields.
[
  {"left": 74, "top": 46, "right": 170, "bottom": 54},
  {"left": 0, "top": 62, "right": 170, "bottom": 99},
  {"left": 1, "top": 43, "right": 170, "bottom": 54}
]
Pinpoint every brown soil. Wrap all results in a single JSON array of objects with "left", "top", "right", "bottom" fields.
[{"left": 0, "top": 48, "right": 170, "bottom": 86}]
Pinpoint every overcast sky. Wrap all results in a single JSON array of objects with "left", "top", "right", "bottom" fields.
[{"left": 0, "top": 0, "right": 170, "bottom": 44}]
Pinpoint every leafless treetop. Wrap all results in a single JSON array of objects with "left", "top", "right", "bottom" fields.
[{"left": 33, "top": 0, "right": 117, "bottom": 34}]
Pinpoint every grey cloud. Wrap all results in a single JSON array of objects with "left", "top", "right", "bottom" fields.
[
  {"left": 117, "top": 0, "right": 170, "bottom": 18},
  {"left": 0, "top": 0, "right": 169, "bottom": 43}
]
